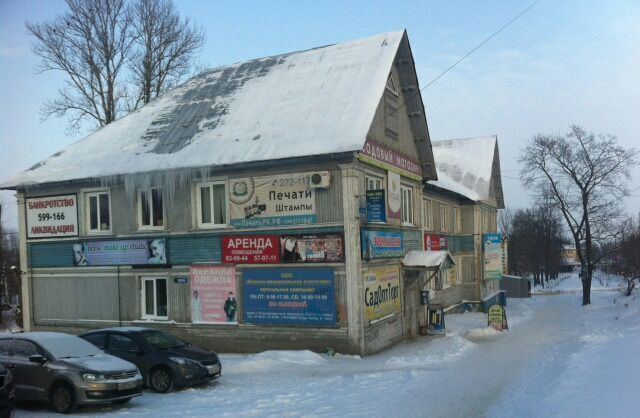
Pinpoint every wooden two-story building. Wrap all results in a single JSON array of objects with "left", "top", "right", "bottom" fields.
[{"left": 2, "top": 31, "right": 504, "bottom": 355}]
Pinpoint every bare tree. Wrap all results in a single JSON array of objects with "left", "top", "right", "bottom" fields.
[
  {"left": 129, "top": 0, "right": 204, "bottom": 108},
  {"left": 615, "top": 215, "right": 640, "bottom": 296},
  {"left": 520, "top": 126, "right": 638, "bottom": 305},
  {"left": 26, "top": 0, "right": 134, "bottom": 133}
]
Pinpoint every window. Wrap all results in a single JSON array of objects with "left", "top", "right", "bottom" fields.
[
  {"left": 453, "top": 207, "right": 460, "bottom": 233},
  {"left": 13, "top": 340, "right": 39, "bottom": 358},
  {"left": 86, "top": 190, "right": 111, "bottom": 233},
  {"left": 366, "top": 176, "right": 383, "bottom": 191},
  {"left": 440, "top": 204, "right": 449, "bottom": 232},
  {"left": 384, "top": 77, "right": 399, "bottom": 140},
  {"left": 83, "top": 333, "right": 106, "bottom": 350},
  {"left": 0, "top": 339, "right": 12, "bottom": 355},
  {"left": 109, "top": 334, "right": 141, "bottom": 353},
  {"left": 401, "top": 186, "right": 414, "bottom": 225},
  {"left": 196, "top": 182, "right": 227, "bottom": 227},
  {"left": 422, "top": 199, "right": 432, "bottom": 230},
  {"left": 482, "top": 209, "right": 489, "bottom": 232},
  {"left": 141, "top": 277, "right": 168, "bottom": 320},
  {"left": 138, "top": 187, "right": 164, "bottom": 229}
]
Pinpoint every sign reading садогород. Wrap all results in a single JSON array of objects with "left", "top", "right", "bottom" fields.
[{"left": 26, "top": 195, "right": 78, "bottom": 238}]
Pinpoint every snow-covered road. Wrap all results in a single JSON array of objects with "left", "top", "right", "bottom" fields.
[{"left": 16, "top": 275, "right": 640, "bottom": 418}]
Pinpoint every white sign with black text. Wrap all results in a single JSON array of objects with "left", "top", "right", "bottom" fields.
[{"left": 26, "top": 195, "right": 78, "bottom": 238}]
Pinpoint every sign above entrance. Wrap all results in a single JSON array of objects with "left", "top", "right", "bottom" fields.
[{"left": 358, "top": 138, "right": 422, "bottom": 180}]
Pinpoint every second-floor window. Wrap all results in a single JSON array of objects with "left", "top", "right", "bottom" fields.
[
  {"left": 366, "top": 176, "right": 383, "bottom": 191},
  {"left": 401, "top": 185, "right": 414, "bottom": 225},
  {"left": 86, "top": 190, "right": 111, "bottom": 233},
  {"left": 196, "top": 182, "right": 227, "bottom": 227},
  {"left": 423, "top": 199, "right": 432, "bottom": 230},
  {"left": 138, "top": 187, "right": 164, "bottom": 229},
  {"left": 440, "top": 203, "right": 449, "bottom": 232}
]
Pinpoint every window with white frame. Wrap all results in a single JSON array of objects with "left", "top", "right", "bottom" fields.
[
  {"left": 196, "top": 182, "right": 227, "bottom": 227},
  {"left": 85, "top": 190, "right": 111, "bottom": 233},
  {"left": 423, "top": 199, "right": 432, "bottom": 230},
  {"left": 440, "top": 203, "right": 449, "bottom": 232},
  {"left": 452, "top": 207, "right": 460, "bottom": 233},
  {"left": 138, "top": 187, "right": 164, "bottom": 229},
  {"left": 141, "top": 277, "right": 168, "bottom": 320},
  {"left": 401, "top": 185, "right": 414, "bottom": 225},
  {"left": 366, "top": 176, "right": 384, "bottom": 191}
]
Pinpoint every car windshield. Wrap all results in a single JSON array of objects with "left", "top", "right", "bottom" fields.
[
  {"left": 138, "top": 331, "right": 187, "bottom": 350},
  {"left": 39, "top": 335, "right": 102, "bottom": 359}
]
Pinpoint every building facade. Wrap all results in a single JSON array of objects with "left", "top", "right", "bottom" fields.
[{"left": 3, "top": 32, "right": 504, "bottom": 355}]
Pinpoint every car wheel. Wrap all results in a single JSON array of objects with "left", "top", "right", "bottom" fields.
[
  {"left": 112, "top": 397, "right": 132, "bottom": 405},
  {"left": 149, "top": 367, "right": 173, "bottom": 393},
  {"left": 51, "top": 382, "right": 76, "bottom": 414}
]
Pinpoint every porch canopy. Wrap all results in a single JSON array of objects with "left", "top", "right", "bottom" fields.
[{"left": 402, "top": 250, "right": 455, "bottom": 271}]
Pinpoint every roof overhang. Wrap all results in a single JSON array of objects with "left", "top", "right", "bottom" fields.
[{"left": 402, "top": 250, "right": 455, "bottom": 271}]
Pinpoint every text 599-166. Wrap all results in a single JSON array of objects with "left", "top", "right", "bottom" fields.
[{"left": 38, "top": 212, "right": 66, "bottom": 222}]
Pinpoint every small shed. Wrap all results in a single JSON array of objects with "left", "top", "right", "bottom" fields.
[{"left": 500, "top": 275, "right": 531, "bottom": 298}]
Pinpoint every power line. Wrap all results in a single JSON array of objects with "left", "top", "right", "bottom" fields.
[{"left": 422, "top": 0, "right": 541, "bottom": 90}]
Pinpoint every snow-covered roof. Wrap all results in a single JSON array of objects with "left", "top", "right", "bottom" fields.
[
  {"left": 427, "top": 136, "right": 504, "bottom": 207},
  {"left": 2, "top": 31, "right": 406, "bottom": 188},
  {"left": 402, "top": 250, "right": 455, "bottom": 269}
]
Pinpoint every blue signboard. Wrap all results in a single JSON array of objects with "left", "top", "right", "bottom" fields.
[
  {"left": 230, "top": 215, "right": 317, "bottom": 228},
  {"left": 361, "top": 230, "right": 403, "bottom": 259},
  {"left": 243, "top": 268, "right": 336, "bottom": 326},
  {"left": 366, "top": 189, "right": 387, "bottom": 223}
]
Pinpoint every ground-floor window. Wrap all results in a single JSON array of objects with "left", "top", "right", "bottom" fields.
[{"left": 141, "top": 277, "right": 168, "bottom": 320}]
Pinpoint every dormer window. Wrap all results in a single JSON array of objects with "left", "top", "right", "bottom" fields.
[{"left": 384, "top": 75, "right": 399, "bottom": 140}]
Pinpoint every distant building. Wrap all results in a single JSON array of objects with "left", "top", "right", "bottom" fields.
[
  {"left": 2, "top": 31, "right": 504, "bottom": 355},
  {"left": 560, "top": 245, "right": 580, "bottom": 271}
]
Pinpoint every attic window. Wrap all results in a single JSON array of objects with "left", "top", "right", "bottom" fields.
[{"left": 384, "top": 76, "right": 399, "bottom": 140}]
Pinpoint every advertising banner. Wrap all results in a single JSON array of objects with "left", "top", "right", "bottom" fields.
[
  {"left": 387, "top": 171, "right": 401, "bottom": 220},
  {"left": 72, "top": 238, "right": 166, "bottom": 266},
  {"left": 364, "top": 265, "right": 401, "bottom": 322},
  {"left": 487, "top": 304, "right": 508, "bottom": 331},
  {"left": 424, "top": 234, "right": 447, "bottom": 251},
  {"left": 222, "top": 236, "right": 280, "bottom": 264},
  {"left": 190, "top": 266, "right": 237, "bottom": 323},
  {"left": 361, "top": 230, "right": 403, "bottom": 259},
  {"left": 279, "top": 234, "right": 344, "bottom": 263},
  {"left": 366, "top": 189, "right": 386, "bottom": 223},
  {"left": 243, "top": 268, "right": 336, "bottom": 326},
  {"left": 26, "top": 195, "right": 78, "bottom": 238},
  {"left": 229, "top": 173, "right": 317, "bottom": 228},
  {"left": 483, "top": 233, "right": 503, "bottom": 280},
  {"left": 358, "top": 138, "right": 422, "bottom": 180}
]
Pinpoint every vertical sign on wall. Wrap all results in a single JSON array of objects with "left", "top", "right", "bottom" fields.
[
  {"left": 364, "top": 265, "right": 401, "bottom": 322},
  {"left": 387, "top": 171, "right": 401, "bottom": 220},
  {"left": 190, "top": 266, "right": 237, "bottom": 323},
  {"left": 483, "top": 233, "right": 503, "bottom": 280},
  {"left": 366, "top": 189, "right": 387, "bottom": 223}
]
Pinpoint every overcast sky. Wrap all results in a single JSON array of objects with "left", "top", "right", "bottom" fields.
[{"left": 1, "top": 0, "right": 639, "bottom": 230}]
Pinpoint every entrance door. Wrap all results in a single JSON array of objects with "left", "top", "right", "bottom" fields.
[{"left": 402, "top": 270, "right": 420, "bottom": 339}]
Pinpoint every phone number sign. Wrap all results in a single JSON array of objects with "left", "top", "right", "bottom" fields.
[
  {"left": 26, "top": 195, "right": 78, "bottom": 238},
  {"left": 222, "top": 236, "right": 280, "bottom": 264}
]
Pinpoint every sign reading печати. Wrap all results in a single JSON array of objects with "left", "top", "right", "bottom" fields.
[{"left": 26, "top": 195, "right": 78, "bottom": 238}]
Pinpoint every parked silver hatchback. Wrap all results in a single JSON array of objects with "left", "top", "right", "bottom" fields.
[{"left": 0, "top": 332, "right": 143, "bottom": 414}]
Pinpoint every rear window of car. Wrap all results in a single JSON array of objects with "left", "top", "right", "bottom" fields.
[{"left": 82, "top": 333, "right": 106, "bottom": 350}]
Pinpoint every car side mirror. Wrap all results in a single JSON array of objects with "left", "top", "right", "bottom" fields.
[{"left": 29, "top": 354, "right": 47, "bottom": 364}]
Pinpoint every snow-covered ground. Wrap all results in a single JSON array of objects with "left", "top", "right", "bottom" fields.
[{"left": 16, "top": 273, "right": 639, "bottom": 418}]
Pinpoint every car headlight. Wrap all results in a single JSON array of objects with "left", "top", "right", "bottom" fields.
[
  {"left": 169, "top": 356, "right": 196, "bottom": 366},
  {"left": 81, "top": 372, "right": 106, "bottom": 382}
]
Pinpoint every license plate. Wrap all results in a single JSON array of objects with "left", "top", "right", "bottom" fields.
[
  {"left": 206, "top": 365, "right": 220, "bottom": 375},
  {"left": 117, "top": 381, "right": 137, "bottom": 391}
]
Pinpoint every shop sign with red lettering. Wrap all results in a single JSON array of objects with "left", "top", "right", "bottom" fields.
[
  {"left": 223, "top": 236, "right": 280, "bottom": 264},
  {"left": 26, "top": 194, "right": 78, "bottom": 238}
]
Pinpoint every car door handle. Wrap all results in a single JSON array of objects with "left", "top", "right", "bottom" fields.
[{"left": 7, "top": 364, "right": 16, "bottom": 369}]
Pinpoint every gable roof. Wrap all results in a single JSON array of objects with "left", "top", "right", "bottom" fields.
[
  {"left": 3, "top": 31, "right": 408, "bottom": 189},
  {"left": 428, "top": 136, "right": 505, "bottom": 208}
]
